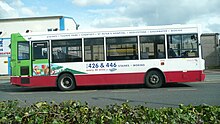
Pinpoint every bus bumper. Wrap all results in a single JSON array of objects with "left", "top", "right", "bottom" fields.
[{"left": 10, "top": 76, "right": 57, "bottom": 87}]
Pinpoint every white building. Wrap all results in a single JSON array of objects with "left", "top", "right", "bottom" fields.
[{"left": 0, "top": 16, "right": 78, "bottom": 75}]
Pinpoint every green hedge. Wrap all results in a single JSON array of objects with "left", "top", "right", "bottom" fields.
[{"left": 0, "top": 100, "right": 220, "bottom": 124}]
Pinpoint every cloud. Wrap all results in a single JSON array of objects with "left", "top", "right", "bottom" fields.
[
  {"left": 1, "top": 0, "right": 219, "bottom": 33},
  {"left": 0, "top": 0, "right": 37, "bottom": 18},
  {"left": 116, "top": 0, "right": 220, "bottom": 25},
  {"left": 72, "top": 0, "right": 113, "bottom": 6},
  {"left": 91, "top": 17, "right": 145, "bottom": 28},
  {"left": 187, "top": 14, "right": 220, "bottom": 33},
  {"left": 82, "top": 0, "right": 220, "bottom": 33},
  {"left": 20, "top": 7, "right": 35, "bottom": 16},
  {"left": 0, "top": 0, "right": 18, "bottom": 18}
]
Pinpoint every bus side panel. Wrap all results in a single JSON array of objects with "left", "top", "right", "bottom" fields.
[
  {"left": 10, "top": 76, "right": 57, "bottom": 87},
  {"left": 75, "top": 73, "right": 145, "bottom": 86},
  {"left": 164, "top": 70, "right": 205, "bottom": 83}
]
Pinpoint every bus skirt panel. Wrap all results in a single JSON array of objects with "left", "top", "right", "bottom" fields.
[{"left": 75, "top": 73, "right": 146, "bottom": 86}]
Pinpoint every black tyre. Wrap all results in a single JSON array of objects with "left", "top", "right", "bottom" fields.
[
  {"left": 57, "top": 73, "right": 75, "bottom": 91},
  {"left": 145, "top": 70, "right": 164, "bottom": 88}
]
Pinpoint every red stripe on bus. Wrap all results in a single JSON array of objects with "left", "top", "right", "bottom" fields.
[{"left": 10, "top": 70, "right": 205, "bottom": 87}]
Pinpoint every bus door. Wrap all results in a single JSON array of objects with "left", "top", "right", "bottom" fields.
[{"left": 32, "top": 41, "right": 50, "bottom": 76}]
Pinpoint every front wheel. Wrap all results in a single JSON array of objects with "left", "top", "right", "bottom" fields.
[
  {"left": 145, "top": 70, "right": 164, "bottom": 88},
  {"left": 57, "top": 73, "right": 75, "bottom": 91}
]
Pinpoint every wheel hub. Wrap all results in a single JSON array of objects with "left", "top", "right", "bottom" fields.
[
  {"left": 61, "top": 77, "right": 72, "bottom": 88},
  {"left": 150, "top": 75, "right": 159, "bottom": 84}
]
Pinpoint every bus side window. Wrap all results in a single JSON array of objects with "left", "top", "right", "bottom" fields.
[
  {"left": 57, "top": 50, "right": 66, "bottom": 60},
  {"left": 168, "top": 48, "right": 177, "bottom": 58},
  {"left": 167, "top": 34, "right": 199, "bottom": 58},
  {"left": 141, "top": 52, "right": 149, "bottom": 59},
  {"left": 52, "top": 39, "right": 82, "bottom": 63},
  {"left": 106, "top": 36, "right": 138, "bottom": 61},
  {"left": 140, "top": 35, "right": 165, "bottom": 59},
  {"left": 84, "top": 38, "right": 104, "bottom": 61},
  {"left": 32, "top": 42, "right": 48, "bottom": 59},
  {"left": 157, "top": 50, "right": 165, "bottom": 58}
]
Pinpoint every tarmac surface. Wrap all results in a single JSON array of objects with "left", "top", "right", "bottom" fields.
[{"left": 0, "top": 69, "right": 219, "bottom": 108}]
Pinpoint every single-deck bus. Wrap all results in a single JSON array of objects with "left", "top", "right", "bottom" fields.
[{"left": 10, "top": 24, "right": 205, "bottom": 91}]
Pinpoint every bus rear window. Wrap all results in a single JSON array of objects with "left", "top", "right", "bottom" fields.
[{"left": 18, "top": 42, "right": 30, "bottom": 60}]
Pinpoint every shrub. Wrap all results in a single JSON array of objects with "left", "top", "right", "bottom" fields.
[{"left": 0, "top": 100, "right": 219, "bottom": 124}]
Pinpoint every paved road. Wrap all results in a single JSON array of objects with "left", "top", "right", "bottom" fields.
[{"left": 0, "top": 73, "right": 220, "bottom": 108}]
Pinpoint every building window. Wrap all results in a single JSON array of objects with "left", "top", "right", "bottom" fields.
[{"left": 0, "top": 41, "right": 3, "bottom": 47}]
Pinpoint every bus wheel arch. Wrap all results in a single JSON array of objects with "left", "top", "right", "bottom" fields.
[
  {"left": 57, "top": 72, "right": 76, "bottom": 91},
  {"left": 145, "top": 68, "right": 166, "bottom": 88}
]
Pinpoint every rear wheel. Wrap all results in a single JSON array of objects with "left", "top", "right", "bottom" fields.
[
  {"left": 145, "top": 70, "right": 164, "bottom": 88},
  {"left": 57, "top": 73, "right": 75, "bottom": 91}
]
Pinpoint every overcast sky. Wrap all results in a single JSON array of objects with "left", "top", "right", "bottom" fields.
[{"left": 1, "top": 0, "right": 220, "bottom": 33}]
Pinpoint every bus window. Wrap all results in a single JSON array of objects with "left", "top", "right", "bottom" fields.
[
  {"left": 140, "top": 35, "right": 165, "bottom": 59},
  {"left": 52, "top": 39, "right": 82, "bottom": 63},
  {"left": 84, "top": 38, "right": 104, "bottom": 61},
  {"left": 106, "top": 36, "right": 138, "bottom": 61},
  {"left": 167, "top": 34, "right": 199, "bottom": 58},
  {"left": 33, "top": 42, "right": 48, "bottom": 59},
  {"left": 18, "top": 42, "right": 30, "bottom": 60}
]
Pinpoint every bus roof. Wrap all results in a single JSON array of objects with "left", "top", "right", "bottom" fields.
[{"left": 12, "top": 24, "right": 201, "bottom": 40}]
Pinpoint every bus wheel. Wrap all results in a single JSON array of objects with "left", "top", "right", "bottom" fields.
[
  {"left": 145, "top": 70, "right": 164, "bottom": 88},
  {"left": 57, "top": 73, "right": 75, "bottom": 91}
]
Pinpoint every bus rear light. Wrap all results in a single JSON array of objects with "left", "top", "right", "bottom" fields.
[{"left": 201, "top": 70, "right": 206, "bottom": 81}]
